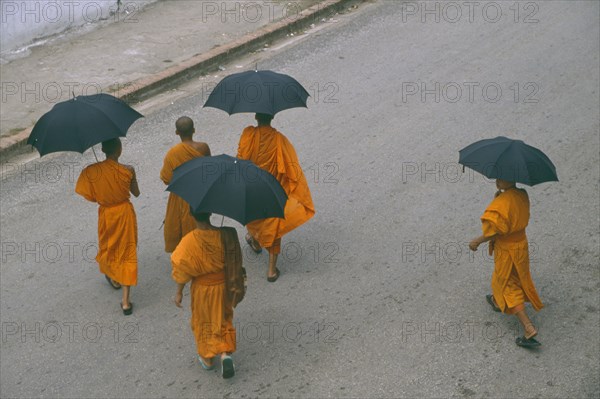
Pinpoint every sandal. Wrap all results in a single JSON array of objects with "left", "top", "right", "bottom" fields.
[
  {"left": 198, "top": 355, "right": 215, "bottom": 371},
  {"left": 105, "top": 275, "right": 121, "bottom": 289},
  {"left": 245, "top": 234, "right": 262, "bottom": 254},
  {"left": 516, "top": 335, "right": 541, "bottom": 348},
  {"left": 485, "top": 294, "right": 501, "bottom": 312},
  {"left": 267, "top": 268, "right": 280, "bottom": 283},
  {"left": 221, "top": 355, "right": 235, "bottom": 379},
  {"left": 121, "top": 302, "right": 133, "bottom": 316}
]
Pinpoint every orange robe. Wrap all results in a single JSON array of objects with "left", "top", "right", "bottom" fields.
[
  {"left": 171, "top": 229, "right": 236, "bottom": 358},
  {"left": 75, "top": 159, "right": 138, "bottom": 286},
  {"left": 481, "top": 188, "right": 543, "bottom": 314},
  {"left": 161, "top": 143, "right": 205, "bottom": 253},
  {"left": 237, "top": 126, "right": 315, "bottom": 252}
]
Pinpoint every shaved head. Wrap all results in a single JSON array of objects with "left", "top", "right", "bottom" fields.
[{"left": 176, "top": 116, "right": 195, "bottom": 137}]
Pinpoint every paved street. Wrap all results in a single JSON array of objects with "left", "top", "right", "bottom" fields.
[{"left": 1, "top": 1, "right": 599, "bottom": 398}]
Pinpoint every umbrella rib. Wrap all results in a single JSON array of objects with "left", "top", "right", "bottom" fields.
[{"left": 514, "top": 146, "right": 531, "bottom": 183}]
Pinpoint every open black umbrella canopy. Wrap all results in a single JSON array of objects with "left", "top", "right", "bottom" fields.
[
  {"left": 27, "top": 93, "right": 143, "bottom": 156},
  {"left": 203, "top": 70, "right": 309, "bottom": 116},
  {"left": 167, "top": 154, "right": 287, "bottom": 225},
  {"left": 459, "top": 136, "right": 558, "bottom": 186}
]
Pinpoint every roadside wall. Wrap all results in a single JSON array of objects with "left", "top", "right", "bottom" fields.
[{"left": 1, "top": 0, "right": 156, "bottom": 54}]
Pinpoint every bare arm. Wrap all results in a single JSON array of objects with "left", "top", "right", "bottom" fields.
[
  {"left": 469, "top": 234, "right": 496, "bottom": 251},
  {"left": 174, "top": 282, "right": 185, "bottom": 308},
  {"left": 124, "top": 165, "right": 140, "bottom": 197},
  {"left": 194, "top": 141, "right": 211, "bottom": 157}
]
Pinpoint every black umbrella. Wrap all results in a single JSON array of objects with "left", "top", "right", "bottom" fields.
[
  {"left": 203, "top": 70, "right": 309, "bottom": 116},
  {"left": 27, "top": 93, "right": 143, "bottom": 156},
  {"left": 459, "top": 136, "right": 558, "bottom": 186},
  {"left": 166, "top": 154, "right": 287, "bottom": 225}
]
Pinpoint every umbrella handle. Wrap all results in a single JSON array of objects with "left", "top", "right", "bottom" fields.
[{"left": 92, "top": 146, "right": 99, "bottom": 162}]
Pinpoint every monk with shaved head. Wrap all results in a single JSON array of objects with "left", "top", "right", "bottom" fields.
[{"left": 160, "top": 117, "right": 211, "bottom": 254}]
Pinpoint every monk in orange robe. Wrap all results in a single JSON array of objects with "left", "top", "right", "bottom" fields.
[
  {"left": 160, "top": 116, "right": 211, "bottom": 253},
  {"left": 469, "top": 179, "right": 544, "bottom": 348},
  {"left": 237, "top": 113, "right": 315, "bottom": 282},
  {"left": 75, "top": 138, "right": 140, "bottom": 315},
  {"left": 172, "top": 211, "right": 238, "bottom": 379}
]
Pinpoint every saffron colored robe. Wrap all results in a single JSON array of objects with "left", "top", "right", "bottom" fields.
[
  {"left": 75, "top": 159, "right": 138, "bottom": 286},
  {"left": 171, "top": 229, "right": 237, "bottom": 358},
  {"left": 237, "top": 126, "right": 315, "bottom": 249},
  {"left": 481, "top": 188, "right": 543, "bottom": 314},
  {"left": 161, "top": 143, "right": 205, "bottom": 252}
]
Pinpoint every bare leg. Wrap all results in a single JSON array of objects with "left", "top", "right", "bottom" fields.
[
  {"left": 122, "top": 286, "right": 131, "bottom": 309},
  {"left": 515, "top": 309, "right": 537, "bottom": 338},
  {"left": 268, "top": 253, "right": 278, "bottom": 278}
]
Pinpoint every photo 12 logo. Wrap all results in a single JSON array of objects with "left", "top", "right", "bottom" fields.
[
  {"left": 1, "top": 1, "right": 140, "bottom": 25},
  {"left": 1, "top": 321, "right": 139, "bottom": 344},
  {"left": 400, "top": 161, "right": 547, "bottom": 184},
  {"left": 241, "top": 241, "right": 341, "bottom": 265},
  {"left": 1, "top": 159, "right": 140, "bottom": 186},
  {"left": 1, "top": 240, "right": 138, "bottom": 265},
  {"left": 401, "top": 241, "right": 539, "bottom": 264},
  {"left": 200, "top": 81, "right": 340, "bottom": 105},
  {"left": 199, "top": 1, "right": 305, "bottom": 24},
  {"left": 400, "top": 2, "right": 540, "bottom": 24},
  {"left": 400, "top": 320, "right": 525, "bottom": 344},
  {"left": 401, "top": 81, "right": 540, "bottom": 104},
  {"left": 1, "top": 81, "right": 139, "bottom": 104}
]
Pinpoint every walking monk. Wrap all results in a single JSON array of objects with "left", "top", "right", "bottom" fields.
[
  {"left": 469, "top": 179, "right": 544, "bottom": 348},
  {"left": 75, "top": 138, "right": 140, "bottom": 315},
  {"left": 237, "top": 113, "right": 315, "bottom": 282},
  {"left": 160, "top": 116, "right": 211, "bottom": 253},
  {"left": 172, "top": 210, "right": 240, "bottom": 379}
]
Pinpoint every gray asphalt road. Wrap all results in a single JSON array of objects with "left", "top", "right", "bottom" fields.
[{"left": 1, "top": 1, "right": 599, "bottom": 398}]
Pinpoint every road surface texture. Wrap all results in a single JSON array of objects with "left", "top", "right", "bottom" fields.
[{"left": 1, "top": 1, "right": 599, "bottom": 398}]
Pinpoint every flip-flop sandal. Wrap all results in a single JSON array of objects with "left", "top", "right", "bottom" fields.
[
  {"left": 121, "top": 302, "right": 133, "bottom": 316},
  {"left": 267, "top": 268, "right": 280, "bottom": 283},
  {"left": 516, "top": 336, "right": 541, "bottom": 348},
  {"left": 245, "top": 234, "right": 262, "bottom": 254},
  {"left": 221, "top": 355, "right": 235, "bottom": 379},
  {"left": 198, "top": 355, "right": 215, "bottom": 371},
  {"left": 105, "top": 275, "right": 121, "bottom": 289},
  {"left": 485, "top": 294, "right": 501, "bottom": 312}
]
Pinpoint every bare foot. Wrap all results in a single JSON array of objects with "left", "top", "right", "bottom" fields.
[
  {"left": 245, "top": 234, "right": 262, "bottom": 253},
  {"left": 524, "top": 324, "right": 537, "bottom": 339}
]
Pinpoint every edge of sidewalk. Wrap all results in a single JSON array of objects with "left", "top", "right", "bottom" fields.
[{"left": 0, "top": 0, "right": 362, "bottom": 162}]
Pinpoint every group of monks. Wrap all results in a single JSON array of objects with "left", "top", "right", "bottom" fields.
[
  {"left": 75, "top": 113, "right": 315, "bottom": 378},
  {"left": 73, "top": 113, "right": 544, "bottom": 379}
]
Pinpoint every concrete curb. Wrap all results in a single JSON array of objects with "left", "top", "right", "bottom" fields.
[{"left": 0, "top": 0, "right": 361, "bottom": 161}]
